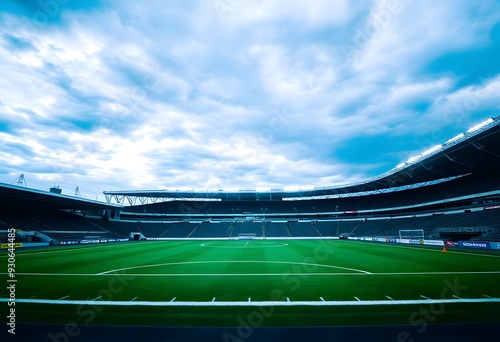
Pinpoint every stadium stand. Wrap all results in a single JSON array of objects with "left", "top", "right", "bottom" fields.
[
  {"left": 117, "top": 171, "right": 499, "bottom": 216},
  {"left": 287, "top": 221, "right": 321, "bottom": 237},
  {"left": 263, "top": 221, "right": 290, "bottom": 237},
  {"left": 314, "top": 221, "right": 339, "bottom": 237},
  {"left": 160, "top": 222, "right": 197, "bottom": 238},
  {"left": 230, "top": 222, "right": 263, "bottom": 238},
  {"left": 1, "top": 116, "right": 499, "bottom": 243},
  {"left": 189, "top": 222, "right": 231, "bottom": 238}
]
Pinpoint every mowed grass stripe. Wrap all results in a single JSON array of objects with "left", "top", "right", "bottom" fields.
[
  {"left": 14, "top": 241, "right": 213, "bottom": 275},
  {"left": 0, "top": 241, "right": 151, "bottom": 257}
]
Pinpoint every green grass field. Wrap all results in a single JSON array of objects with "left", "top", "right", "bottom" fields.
[{"left": 1, "top": 239, "right": 500, "bottom": 327}]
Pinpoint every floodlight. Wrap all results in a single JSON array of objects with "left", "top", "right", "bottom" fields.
[
  {"left": 406, "top": 155, "right": 420, "bottom": 164},
  {"left": 466, "top": 118, "right": 494, "bottom": 134},
  {"left": 445, "top": 133, "right": 464, "bottom": 145},
  {"left": 421, "top": 144, "right": 442, "bottom": 156}
]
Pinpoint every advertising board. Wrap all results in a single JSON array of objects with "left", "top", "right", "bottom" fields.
[
  {"left": 457, "top": 241, "right": 491, "bottom": 249},
  {"left": 423, "top": 240, "right": 445, "bottom": 246}
]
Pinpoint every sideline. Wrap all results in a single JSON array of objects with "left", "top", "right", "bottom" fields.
[{"left": 1, "top": 297, "right": 499, "bottom": 307}]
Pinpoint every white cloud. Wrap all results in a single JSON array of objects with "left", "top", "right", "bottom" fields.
[
  {"left": 221, "top": 0, "right": 354, "bottom": 28},
  {"left": 250, "top": 44, "right": 338, "bottom": 101},
  {"left": 0, "top": 1, "right": 499, "bottom": 201},
  {"left": 352, "top": 0, "right": 499, "bottom": 72},
  {"left": 420, "top": 75, "right": 500, "bottom": 130},
  {"left": 384, "top": 78, "right": 452, "bottom": 108}
]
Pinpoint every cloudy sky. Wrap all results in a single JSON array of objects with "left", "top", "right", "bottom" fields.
[{"left": 1, "top": 0, "right": 500, "bottom": 201}]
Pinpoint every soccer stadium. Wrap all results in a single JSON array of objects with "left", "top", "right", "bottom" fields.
[{"left": 1, "top": 116, "right": 500, "bottom": 341}]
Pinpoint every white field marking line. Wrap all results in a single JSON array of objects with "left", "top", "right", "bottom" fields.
[
  {"left": 58, "top": 295, "right": 70, "bottom": 300},
  {"left": 92, "top": 296, "right": 102, "bottom": 301},
  {"left": 286, "top": 297, "right": 290, "bottom": 302},
  {"left": 212, "top": 297, "right": 216, "bottom": 302},
  {"left": 354, "top": 297, "right": 361, "bottom": 301},
  {"left": 0, "top": 273, "right": 99, "bottom": 276},
  {"left": 385, "top": 296, "right": 394, "bottom": 301},
  {"left": 170, "top": 297, "right": 176, "bottom": 302},
  {"left": 483, "top": 294, "right": 492, "bottom": 298},
  {"left": 320, "top": 297, "right": 325, "bottom": 302},
  {"left": 3, "top": 270, "right": 500, "bottom": 277},
  {"left": 367, "top": 271, "right": 500, "bottom": 276},
  {"left": 244, "top": 241, "right": 249, "bottom": 247},
  {"left": 248, "top": 297, "right": 251, "bottom": 302},
  {"left": 131, "top": 297, "right": 138, "bottom": 302},
  {"left": 200, "top": 243, "right": 288, "bottom": 249},
  {"left": 5, "top": 297, "right": 498, "bottom": 306},
  {"left": 453, "top": 295, "right": 462, "bottom": 299},
  {"left": 96, "top": 260, "right": 372, "bottom": 275},
  {"left": 346, "top": 240, "right": 500, "bottom": 258},
  {"left": 420, "top": 295, "right": 431, "bottom": 300},
  {"left": 0, "top": 272, "right": 371, "bottom": 277}
]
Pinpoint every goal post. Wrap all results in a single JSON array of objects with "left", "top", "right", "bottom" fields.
[
  {"left": 238, "top": 233, "right": 256, "bottom": 240},
  {"left": 399, "top": 229, "right": 424, "bottom": 240}
]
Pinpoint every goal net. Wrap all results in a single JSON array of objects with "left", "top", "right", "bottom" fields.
[
  {"left": 238, "top": 233, "right": 256, "bottom": 240},
  {"left": 399, "top": 229, "right": 424, "bottom": 240}
]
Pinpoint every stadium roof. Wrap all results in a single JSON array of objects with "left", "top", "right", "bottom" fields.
[
  {"left": 104, "top": 116, "right": 500, "bottom": 204},
  {"left": 0, "top": 182, "right": 123, "bottom": 211}
]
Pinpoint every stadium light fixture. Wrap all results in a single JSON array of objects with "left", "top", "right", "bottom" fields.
[
  {"left": 466, "top": 118, "right": 494, "bottom": 134},
  {"left": 445, "top": 133, "right": 464, "bottom": 145},
  {"left": 284, "top": 186, "right": 314, "bottom": 192},
  {"left": 406, "top": 155, "right": 420, "bottom": 164},
  {"left": 421, "top": 144, "right": 442, "bottom": 157}
]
